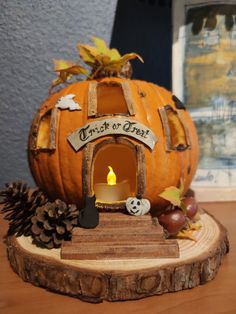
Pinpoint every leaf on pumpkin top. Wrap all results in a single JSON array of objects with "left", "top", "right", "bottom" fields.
[
  {"left": 109, "top": 48, "right": 121, "bottom": 61},
  {"left": 65, "top": 65, "right": 88, "bottom": 75},
  {"left": 119, "top": 53, "right": 144, "bottom": 64},
  {"left": 78, "top": 44, "right": 100, "bottom": 63},
  {"left": 54, "top": 59, "right": 88, "bottom": 75},
  {"left": 91, "top": 36, "right": 109, "bottom": 55},
  {"left": 53, "top": 59, "right": 75, "bottom": 72},
  {"left": 77, "top": 36, "right": 144, "bottom": 76},
  {"left": 159, "top": 186, "right": 182, "bottom": 207},
  {"left": 50, "top": 59, "right": 88, "bottom": 93}
]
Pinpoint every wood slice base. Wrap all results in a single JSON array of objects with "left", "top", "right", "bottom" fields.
[{"left": 6, "top": 211, "right": 229, "bottom": 303}]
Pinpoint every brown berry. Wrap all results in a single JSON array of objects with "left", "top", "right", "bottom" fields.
[
  {"left": 182, "top": 197, "right": 198, "bottom": 219},
  {"left": 158, "top": 209, "right": 187, "bottom": 235}
]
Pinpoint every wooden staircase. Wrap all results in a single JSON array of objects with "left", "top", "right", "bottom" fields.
[{"left": 61, "top": 213, "right": 179, "bottom": 260}]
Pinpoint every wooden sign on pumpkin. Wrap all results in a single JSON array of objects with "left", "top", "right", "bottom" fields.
[{"left": 67, "top": 118, "right": 158, "bottom": 151}]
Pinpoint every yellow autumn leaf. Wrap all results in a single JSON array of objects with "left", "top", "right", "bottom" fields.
[
  {"left": 91, "top": 37, "right": 121, "bottom": 61},
  {"left": 109, "top": 48, "right": 121, "bottom": 61},
  {"left": 64, "top": 65, "right": 88, "bottom": 75},
  {"left": 77, "top": 37, "right": 144, "bottom": 70},
  {"left": 176, "top": 222, "right": 201, "bottom": 241},
  {"left": 159, "top": 186, "right": 182, "bottom": 207},
  {"left": 50, "top": 61, "right": 87, "bottom": 93},
  {"left": 188, "top": 222, "right": 202, "bottom": 231},
  {"left": 96, "top": 54, "right": 111, "bottom": 65},
  {"left": 77, "top": 44, "right": 97, "bottom": 63},
  {"left": 177, "top": 229, "right": 197, "bottom": 242},
  {"left": 53, "top": 59, "right": 75, "bottom": 72},
  {"left": 91, "top": 36, "right": 109, "bottom": 55}
]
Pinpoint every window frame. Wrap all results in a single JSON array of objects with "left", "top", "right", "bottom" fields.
[
  {"left": 158, "top": 105, "right": 191, "bottom": 152},
  {"left": 29, "top": 107, "right": 59, "bottom": 152},
  {"left": 87, "top": 81, "right": 135, "bottom": 117}
]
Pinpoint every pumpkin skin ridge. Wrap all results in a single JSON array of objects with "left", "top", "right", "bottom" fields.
[
  {"left": 64, "top": 82, "right": 89, "bottom": 204},
  {"left": 28, "top": 77, "right": 199, "bottom": 211},
  {"left": 53, "top": 82, "right": 88, "bottom": 204},
  {"left": 146, "top": 84, "right": 180, "bottom": 194}
]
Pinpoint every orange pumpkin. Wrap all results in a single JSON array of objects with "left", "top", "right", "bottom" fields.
[{"left": 28, "top": 38, "right": 199, "bottom": 213}]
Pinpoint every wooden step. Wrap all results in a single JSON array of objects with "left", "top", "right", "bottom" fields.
[
  {"left": 98, "top": 213, "right": 154, "bottom": 227},
  {"left": 72, "top": 232, "right": 163, "bottom": 243},
  {"left": 60, "top": 213, "right": 179, "bottom": 260},
  {"left": 61, "top": 241, "right": 179, "bottom": 260},
  {"left": 72, "top": 224, "right": 163, "bottom": 236}
]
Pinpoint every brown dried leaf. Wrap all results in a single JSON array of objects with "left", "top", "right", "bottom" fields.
[{"left": 119, "top": 53, "right": 144, "bottom": 64}]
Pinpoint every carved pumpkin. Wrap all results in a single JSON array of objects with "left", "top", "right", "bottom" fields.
[{"left": 28, "top": 38, "right": 199, "bottom": 213}]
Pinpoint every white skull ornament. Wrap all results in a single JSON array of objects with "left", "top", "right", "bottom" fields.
[{"left": 126, "top": 197, "right": 151, "bottom": 216}]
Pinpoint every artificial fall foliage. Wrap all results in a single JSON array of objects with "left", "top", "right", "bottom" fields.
[
  {"left": 77, "top": 36, "right": 143, "bottom": 79},
  {"left": 159, "top": 181, "right": 201, "bottom": 241},
  {"left": 176, "top": 222, "right": 202, "bottom": 242},
  {"left": 159, "top": 180, "right": 187, "bottom": 212},
  {"left": 50, "top": 36, "right": 144, "bottom": 92},
  {"left": 50, "top": 59, "right": 88, "bottom": 93}
]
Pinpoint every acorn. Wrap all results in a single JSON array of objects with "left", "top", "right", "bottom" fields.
[{"left": 158, "top": 209, "right": 187, "bottom": 235}]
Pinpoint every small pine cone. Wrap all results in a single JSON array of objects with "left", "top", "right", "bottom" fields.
[
  {"left": 0, "top": 181, "right": 48, "bottom": 236},
  {"left": 31, "top": 199, "right": 78, "bottom": 249}
]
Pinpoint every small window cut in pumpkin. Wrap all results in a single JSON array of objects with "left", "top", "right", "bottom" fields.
[
  {"left": 32, "top": 108, "right": 58, "bottom": 151},
  {"left": 36, "top": 111, "right": 51, "bottom": 148},
  {"left": 159, "top": 105, "right": 190, "bottom": 152},
  {"left": 88, "top": 81, "right": 135, "bottom": 117}
]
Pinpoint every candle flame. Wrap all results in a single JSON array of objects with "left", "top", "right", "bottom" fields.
[{"left": 107, "top": 166, "right": 116, "bottom": 185}]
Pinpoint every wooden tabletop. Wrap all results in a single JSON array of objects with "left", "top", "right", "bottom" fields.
[{"left": 0, "top": 202, "right": 236, "bottom": 314}]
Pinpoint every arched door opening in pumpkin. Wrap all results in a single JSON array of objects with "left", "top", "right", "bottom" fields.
[{"left": 92, "top": 142, "right": 137, "bottom": 203}]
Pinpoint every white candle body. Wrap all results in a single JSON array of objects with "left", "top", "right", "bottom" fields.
[{"left": 94, "top": 181, "right": 130, "bottom": 202}]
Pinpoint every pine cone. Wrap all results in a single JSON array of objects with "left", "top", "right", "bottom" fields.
[
  {"left": 31, "top": 199, "right": 78, "bottom": 249},
  {"left": 0, "top": 181, "right": 48, "bottom": 236}
]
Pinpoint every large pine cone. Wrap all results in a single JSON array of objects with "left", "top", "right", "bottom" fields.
[
  {"left": 31, "top": 199, "right": 78, "bottom": 249},
  {"left": 0, "top": 181, "right": 48, "bottom": 236}
]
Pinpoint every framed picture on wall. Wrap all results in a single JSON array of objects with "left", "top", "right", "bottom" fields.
[{"left": 172, "top": 0, "right": 236, "bottom": 201}]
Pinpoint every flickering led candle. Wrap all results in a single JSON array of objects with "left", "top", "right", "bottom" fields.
[{"left": 94, "top": 166, "right": 130, "bottom": 202}]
